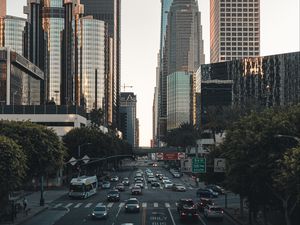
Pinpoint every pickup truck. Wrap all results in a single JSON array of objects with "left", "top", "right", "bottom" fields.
[{"left": 176, "top": 199, "right": 198, "bottom": 220}]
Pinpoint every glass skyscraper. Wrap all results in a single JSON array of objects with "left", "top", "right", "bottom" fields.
[
  {"left": 167, "top": 71, "right": 193, "bottom": 130},
  {"left": 77, "top": 17, "right": 106, "bottom": 112},
  {"left": 0, "top": 16, "right": 26, "bottom": 55},
  {"left": 43, "top": 0, "right": 64, "bottom": 104}
]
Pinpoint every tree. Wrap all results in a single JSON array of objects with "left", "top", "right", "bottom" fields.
[
  {"left": 89, "top": 108, "right": 104, "bottom": 127},
  {"left": 0, "top": 121, "right": 67, "bottom": 178},
  {"left": 271, "top": 147, "right": 300, "bottom": 225},
  {"left": 0, "top": 136, "right": 27, "bottom": 214},
  {"left": 165, "top": 123, "right": 199, "bottom": 148},
  {"left": 219, "top": 106, "right": 300, "bottom": 224}
]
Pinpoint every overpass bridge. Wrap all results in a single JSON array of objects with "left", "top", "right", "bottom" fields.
[{"left": 132, "top": 146, "right": 185, "bottom": 155}]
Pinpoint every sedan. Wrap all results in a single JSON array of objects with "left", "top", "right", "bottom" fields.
[
  {"left": 116, "top": 183, "right": 125, "bottom": 192},
  {"left": 151, "top": 181, "right": 160, "bottom": 187},
  {"left": 204, "top": 205, "right": 224, "bottom": 220},
  {"left": 135, "top": 181, "right": 144, "bottom": 188},
  {"left": 164, "top": 181, "right": 173, "bottom": 189},
  {"left": 131, "top": 187, "right": 142, "bottom": 195},
  {"left": 107, "top": 190, "right": 120, "bottom": 202},
  {"left": 101, "top": 181, "right": 111, "bottom": 189},
  {"left": 205, "top": 185, "right": 225, "bottom": 195},
  {"left": 172, "top": 183, "right": 186, "bottom": 192},
  {"left": 92, "top": 204, "right": 108, "bottom": 219},
  {"left": 110, "top": 175, "right": 119, "bottom": 182},
  {"left": 125, "top": 198, "right": 140, "bottom": 212},
  {"left": 122, "top": 178, "right": 130, "bottom": 186}
]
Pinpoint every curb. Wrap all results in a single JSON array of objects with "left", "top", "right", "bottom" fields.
[{"left": 18, "top": 206, "right": 49, "bottom": 225}]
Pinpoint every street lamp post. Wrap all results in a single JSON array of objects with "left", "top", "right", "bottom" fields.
[
  {"left": 77, "top": 143, "right": 92, "bottom": 177},
  {"left": 12, "top": 91, "right": 17, "bottom": 113}
]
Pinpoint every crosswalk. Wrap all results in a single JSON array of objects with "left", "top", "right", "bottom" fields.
[{"left": 52, "top": 201, "right": 179, "bottom": 210}]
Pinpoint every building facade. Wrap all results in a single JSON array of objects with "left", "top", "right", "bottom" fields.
[
  {"left": 81, "top": 0, "right": 121, "bottom": 128},
  {"left": 0, "top": 16, "right": 26, "bottom": 55},
  {"left": 198, "top": 52, "right": 300, "bottom": 126},
  {"left": 120, "top": 92, "right": 137, "bottom": 147},
  {"left": 167, "top": 71, "right": 194, "bottom": 130},
  {"left": 0, "top": 47, "right": 44, "bottom": 106},
  {"left": 0, "top": 0, "right": 6, "bottom": 17},
  {"left": 77, "top": 16, "right": 106, "bottom": 112},
  {"left": 157, "top": 0, "right": 205, "bottom": 136},
  {"left": 210, "top": 0, "right": 260, "bottom": 63}
]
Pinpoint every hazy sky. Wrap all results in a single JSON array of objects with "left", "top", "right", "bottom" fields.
[{"left": 7, "top": 0, "right": 300, "bottom": 146}]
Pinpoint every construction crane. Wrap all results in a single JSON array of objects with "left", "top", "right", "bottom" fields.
[{"left": 122, "top": 84, "right": 133, "bottom": 92}]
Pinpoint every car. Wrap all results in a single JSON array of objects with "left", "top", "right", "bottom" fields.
[
  {"left": 196, "top": 188, "right": 216, "bottom": 198},
  {"left": 205, "top": 185, "right": 225, "bottom": 195},
  {"left": 135, "top": 180, "right": 144, "bottom": 188},
  {"left": 101, "top": 181, "right": 111, "bottom": 189},
  {"left": 172, "top": 183, "right": 186, "bottom": 192},
  {"left": 164, "top": 181, "right": 173, "bottom": 189},
  {"left": 176, "top": 199, "right": 198, "bottom": 220},
  {"left": 131, "top": 186, "right": 142, "bottom": 195},
  {"left": 125, "top": 198, "right": 140, "bottom": 212},
  {"left": 152, "top": 163, "right": 158, "bottom": 167},
  {"left": 162, "top": 178, "right": 171, "bottom": 184},
  {"left": 197, "top": 198, "right": 213, "bottom": 212},
  {"left": 206, "top": 188, "right": 219, "bottom": 198},
  {"left": 107, "top": 190, "right": 120, "bottom": 202},
  {"left": 92, "top": 203, "right": 108, "bottom": 219},
  {"left": 134, "top": 175, "right": 143, "bottom": 181},
  {"left": 121, "top": 224, "right": 134, "bottom": 225},
  {"left": 147, "top": 176, "right": 156, "bottom": 183},
  {"left": 172, "top": 172, "right": 181, "bottom": 178},
  {"left": 203, "top": 205, "right": 224, "bottom": 220},
  {"left": 151, "top": 181, "right": 160, "bottom": 187},
  {"left": 110, "top": 175, "right": 119, "bottom": 182},
  {"left": 122, "top": 178, "right": 130, "bottom": 186},
  {"left": 155, "top": 172, "right": 163, "bottom": 178},
  {"left": 116, "top": 183, "right": 125, "bottom": 191}
]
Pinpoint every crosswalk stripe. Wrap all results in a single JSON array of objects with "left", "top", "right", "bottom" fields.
[
  {"left": 142, "top": 202, "right": 147, "bottom": 208},
  {"left": 53, "top": 203, "right": 62, "bottom": 208},
  {"left": 119, "top": 202, "right": 125, "bottom": 207},
  {"left": 74, "top": 203, "right": 82, "bottom": 208},
  {"left": 154, "top": 202, "right": 158, "bottom": 208},
  {"left": 65, "top": 203, "right": 73, "bottom": 208},
  {"left": 85, "top": 203, "right": 93, "bottom": 208},
  {"left": 165, "top": 203, "right": 170, "bottom": 208},
  {"left": 107, "top": 203, "right": 114, "bottom": 208}
]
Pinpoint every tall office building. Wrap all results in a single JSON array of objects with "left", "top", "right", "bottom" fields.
[
  {"left": 81, "top": 0, "right": 121, "bottom": 127},
  {"left": 156, "top": 0, "right": 205, "bottom": 138},
  {"left": 0, "top": 16, "right": 26, "bottom": 55},
  {"left": 43, "top": 0, "right": 64, "bottom": 104},
  {"left": 77, "top": 16, "right": 106, "bottom": 112},
  {"left": 0, "top": 0, "right": 6, "bottom": 17},
  {"left": 210, "top": 0, "right": 260, "bottom": 63},
  {"left": 120, "top": 92, "right": 137, "bottom": 147}
]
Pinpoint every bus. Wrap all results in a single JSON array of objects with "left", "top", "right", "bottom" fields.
[{"left": 69, "top": 176, "right": 98, "bottom": 199}]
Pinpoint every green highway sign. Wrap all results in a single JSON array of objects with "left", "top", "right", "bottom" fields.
[{"left": 192, "top": 157, "right": 206, "bottom": 173}]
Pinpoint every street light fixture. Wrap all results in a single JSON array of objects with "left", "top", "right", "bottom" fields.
[{"left": 274, "top": 134, "right": 300, "bottom": 144}]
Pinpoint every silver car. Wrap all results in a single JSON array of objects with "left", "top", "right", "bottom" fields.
[
  {"left": 125, "top": 198, "right": 140, "bottom": 212},
  {"left": 92, "top": 203, "right": 108, "bottom": 219},
  {"left": 204, "top": 205, "right": 224, "bottom": 220}
]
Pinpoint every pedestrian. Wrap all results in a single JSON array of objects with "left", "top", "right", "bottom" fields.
[{"left": 23, "top": 197, "right": 28, "bottom": 211}]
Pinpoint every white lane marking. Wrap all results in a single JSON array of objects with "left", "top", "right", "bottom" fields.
[
  {"left": 160, "top": 186, "right": 163, "bottom": 189},
  {"left": 119, "top": 202, "right": 125, "bottom": 207},
  {"left": 198, "top": 214, "right": 207, "bottom": 225},
  {"left": 53, "top": 203, "right": 62, "bottom": 208},
  {"left": 189, "top": 187, "right": 193, "bottom": 190},
  {"left": 142, "top": 202, "right": 147, "bottom": 208},
  {"left": 85, "top": 203, "right": 92, "bottom": 208},
  {"left": 154, "top": 202, "right": 158, "bottom": 208},
  {"left": 107, "top": 202, "right": 114, "bottom": 208},
  {"left": 74, "top": 203, "right": 82, "bottom": 208},
  {"left": 167, "top": 207, "right": 176, "bottom": 225},
  {"left": 65, "top": 203, "right": 73, "bottom": 208},
  {"left": 165, "top": 203, "right": 170, "bottom": 208}
]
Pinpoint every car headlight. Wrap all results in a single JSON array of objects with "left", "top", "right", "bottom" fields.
[
  {"left": 103, "top": 212, "right": 107, "bottom": 215},
  {"left": 92, "top": 213, "right": 95, "bottom": 216},
  {"left": 125, "top": 205, "right": 128, "bottom": 208},
  {"left": 136, "top": 205, "right": 140, "bottom": 208}
]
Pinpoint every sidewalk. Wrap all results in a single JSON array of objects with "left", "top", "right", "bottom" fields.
[{"left": 1, "top": 189, "right": 68, "bottom": 225}]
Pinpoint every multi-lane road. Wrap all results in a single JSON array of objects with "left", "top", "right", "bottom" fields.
[{"left": 23, "top": 161, "right": 240, "bottom": 225}]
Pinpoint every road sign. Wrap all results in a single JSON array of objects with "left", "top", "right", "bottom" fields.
[
  {"left": 156, "top": 152, "right": 164, "bottom": 160},
  {"left": 68, "top": 157, "right": 77, "bottom": 166},
  {"left": 192, "top": 157, "right": 206, "bottom": 173},
  {"left": 82, "top": 155, "right": 90, "bottom": 164},
  {"left": 177, "top": 152, "right": 185, "bottom": 160},
  {"left": 163, "top": 153, "right": 178, "bottom": 160},
  {"left": 180, "top": 158, "right": 192, "bottom": 172},
  {"left": 214, "top": 158, "right": 226, "bottom": 172}
]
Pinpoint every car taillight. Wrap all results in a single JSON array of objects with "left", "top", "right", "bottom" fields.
[{"left": 181, "top": 212, "right": 186, "bottom": 216}]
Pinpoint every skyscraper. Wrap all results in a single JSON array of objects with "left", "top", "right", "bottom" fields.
[
  {"left": 80, "top": 0, "right": 121, "bottom": 127},
  {"left": 210, "top": 0, "right": 260, "bottom": 63},
  {"left": 0, "top": 0, "right": 6, "bottom": 17},
  {"left": 156, "top": 0, "right": 205, "bottom": 141},
  {"left": 0, "top": 15, "right": 26, "bottom": 55}
]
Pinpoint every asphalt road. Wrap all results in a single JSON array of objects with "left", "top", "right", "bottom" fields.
[{"left": 23, "top": 161, "right": 240, "bottom": 225}]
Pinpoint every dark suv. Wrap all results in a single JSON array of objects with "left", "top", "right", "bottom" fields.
[
  {"left": 197, "top": 198, "right": 213, "bottom": 212},
  {"left": 107, "top": 190, "right": 120, "bottom": 202},
  {"left": 176, "top": 199, "right": 198, "bottom": 220}
]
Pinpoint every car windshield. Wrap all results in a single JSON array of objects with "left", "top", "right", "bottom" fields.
[
  {"left": 94, "top": 206, "right": 106, "bottom": 211},
  {"left": 182, "top": 200, "right": 194, "bottom": 206},
  {"left": 109, "top": 191, "right": 118, "bottom": 194},
  {"left": 127, "top": 200, "right": 138, "bottom": 204},
  {"left": 70, "top": 184, "right": 84, "bottom": 192}
]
